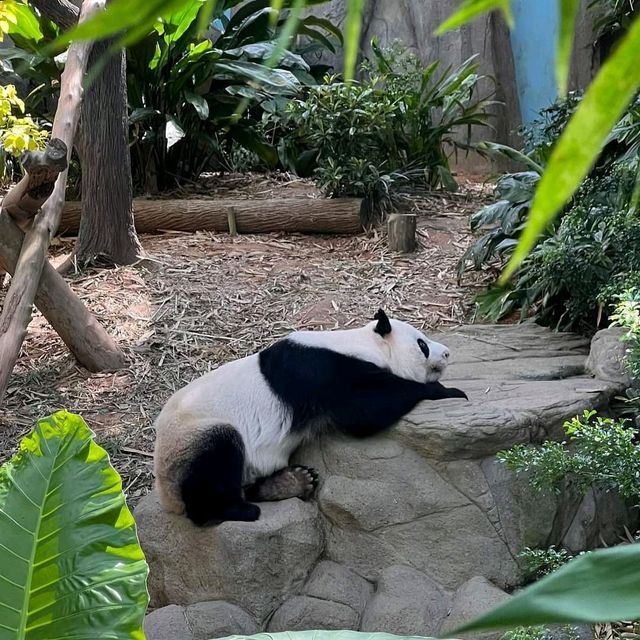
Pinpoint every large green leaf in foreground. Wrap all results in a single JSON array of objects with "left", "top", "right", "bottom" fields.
[
  {"left": 452, "top": 543, "right": 640, "bottom": 634},
  {"left": 0, "top": 411, "right": 149, "bottom": 640},
  {"left": 226, "top": 633, "right": 430, "bottom": 640}
]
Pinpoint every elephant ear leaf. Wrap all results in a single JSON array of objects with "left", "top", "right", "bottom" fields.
[{"left": 0, "top": 410, "right": 149, "bottom": 640}]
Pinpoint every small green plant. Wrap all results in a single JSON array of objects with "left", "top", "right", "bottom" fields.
[
  {"left": 518, "top": 546, "right": 574, "bottom": 582},
  {"left": 497, "top": 409, "right": 640, "bottom": 501},
  {"left": 0, "top": 83, "right": 48, "bottom": 183},
  {"left": 500, "top": 624, "right": 580, "bottom": 640}
]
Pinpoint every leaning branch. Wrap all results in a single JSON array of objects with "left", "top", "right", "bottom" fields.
[{"left": 0, "top": 0, "right": 112, "bottom": 406}]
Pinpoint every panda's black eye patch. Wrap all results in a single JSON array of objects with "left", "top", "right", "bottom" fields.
[{"left": 417, "top": 339, "right": 430, "bottom": 359}]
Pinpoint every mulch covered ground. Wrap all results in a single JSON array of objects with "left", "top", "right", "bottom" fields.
[{"left": 0, "top": 172, "right": 493, "bottom": 506}]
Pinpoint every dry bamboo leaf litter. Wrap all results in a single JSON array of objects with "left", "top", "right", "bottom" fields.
[{"left": 0, "top": 174, "right": 493, "bottom": 505}]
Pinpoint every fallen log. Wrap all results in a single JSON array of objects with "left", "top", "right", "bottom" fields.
[{"left": 59, "top": 198, "right": 365, "bottom": 235}]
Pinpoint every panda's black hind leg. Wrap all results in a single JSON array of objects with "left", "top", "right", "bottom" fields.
[
  {"left": 180, "top": 424, "right": 261, "bottom": 526},
  {"left": 245, "top": 465, "right": 319, "bottom": 502}
]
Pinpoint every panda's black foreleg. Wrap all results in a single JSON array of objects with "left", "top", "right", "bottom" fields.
[
  {"left": 244, "top": 465, "right": 319, "bottom": 502},
  {"left": 331, "top": 372, "right": 467, "bottom": 438},
  {"left": 180, "top": 424, "right": 261, "bottom": 526}
]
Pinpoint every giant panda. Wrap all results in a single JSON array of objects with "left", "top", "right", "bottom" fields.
[{"left": 153, "top": 309, "right": 467, "bottom": 526}]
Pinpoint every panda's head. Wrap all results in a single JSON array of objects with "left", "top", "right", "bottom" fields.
[{"left": 368, "top": 309, "right": 451, "bottom": 383}]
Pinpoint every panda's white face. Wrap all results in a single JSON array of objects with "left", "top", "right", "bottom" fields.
[{"left": 367, "top": 313, "right": 451, "bottom": 383}]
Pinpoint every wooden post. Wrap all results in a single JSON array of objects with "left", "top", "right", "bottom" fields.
[
  {"left": 387, "top": 213, "right": 417, "bottom": 253},
  {"left": 227, "top": 206, "right": 238, "bottom": 237}
]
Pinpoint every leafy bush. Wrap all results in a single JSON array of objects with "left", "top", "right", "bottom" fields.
[
  {"left": 0, "top": 411, "right": 149, "bottom": 638},
  {"left": 127, "top": 0, "right": 339, "bottom": 191},
  {"left": 267, "top": 40, "right": 493, "bottom": 213},
  {"left": 518, "top": 546, "right": 574, "bottom": 582},
  {"left": 0, "top": 83, "right": 48, "bottom": 184},
  {"left": 500, "top": 624, "right": 580, "bottom": 640},
  {"left": 497, "top": 409, "right": 640, "bottom": 500},
  {"left": 460, "top": 92, "right": 640, "bottom": 332}
]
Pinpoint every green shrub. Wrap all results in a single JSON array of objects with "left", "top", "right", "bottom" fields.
[
  {"left": 267, "top": 40, "right": 493, "bottom": 213},
  {"left": 500, "top": 624, "right": 580, "bottom": 640},
  {"left": 460, "top": 91, "right": 640, "bottom": 332},
  {"left": 497, "top": 409, "right": 640, "bottom": 501},
  {"left": 518, "top": 547, "right": 574, "bottom": 582},
  {"left": 0, "top": 83, "right": 48, "bottom": 183}
]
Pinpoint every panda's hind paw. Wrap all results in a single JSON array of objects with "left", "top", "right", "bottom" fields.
[
  {"left": 247, "top": 465, "right": 319, "bottom": 502},
  {"left": 291, "top": 465, "right": 319, "bottom": 500}
]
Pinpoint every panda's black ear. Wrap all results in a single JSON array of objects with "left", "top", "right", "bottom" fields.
[{"left": 373, "top": 308, "right": 392, "bottom": 337}]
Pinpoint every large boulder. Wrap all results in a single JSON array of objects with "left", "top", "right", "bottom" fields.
[
  {"left": 441, "top": 576, "right": 511, "bottom": 640},
  {"left": 137, "top": 324, "right": 633, "bottom": 634},
  {"left": 136, "top": 494, "right": 323, "bottom": 619}
]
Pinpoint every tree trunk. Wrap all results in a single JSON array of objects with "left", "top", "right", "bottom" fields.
[
  {"left": 0, "top": 0, "right": 124, "bottom": 406},
  {"left": 387, "top": 213, "right": 416, "bottom": 253},
  {"left": 29, "top": 0, "right": 79, "bottom": 29},
  {"left": 75, "top": 39, "right": 141, "bottom": 265},
  {"left": 60, "top": 197, "right": 365, "bottom": 235}
]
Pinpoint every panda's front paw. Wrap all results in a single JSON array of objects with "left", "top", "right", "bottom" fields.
[{"left": 447, "top": 387, "right": 468, "bottom": 400}]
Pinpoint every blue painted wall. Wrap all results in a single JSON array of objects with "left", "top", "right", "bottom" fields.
[{"left": 510, "top": 0, "right": 559, "bottom": 125}]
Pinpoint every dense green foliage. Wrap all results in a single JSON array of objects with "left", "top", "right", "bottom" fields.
[
  {"left": 460, "top": 93, "right": 640, "bottom": 332},
  {"left": 0, "top": 83, "right": 47, "bottom": 183},
  {"left": 518, "top": 547, "right": 575, "bottom": 582},
  {"left": 127, "top": 0, "right": 339, "bottom": 191},
  {"left": 498, "top": 409, "right": 640, "bottom": 500},
  {"left": 0, "top": 411, "right": 148, "bottom": 640},
  {"left": 265, "top": 41, "right": 492, "bottom": 212}
]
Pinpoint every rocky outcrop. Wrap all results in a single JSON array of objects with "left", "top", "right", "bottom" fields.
[{"left": 138, "top": 325, "right": 633, "bottom": 639}]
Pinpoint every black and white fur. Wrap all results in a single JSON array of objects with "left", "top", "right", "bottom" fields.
[{"left": 153, "top": 309, "right": 467, "bottom": 526}]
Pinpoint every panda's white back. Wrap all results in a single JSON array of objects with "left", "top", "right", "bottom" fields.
[{"left": 154, "top": 353, "right": 300, "bottom": 483}]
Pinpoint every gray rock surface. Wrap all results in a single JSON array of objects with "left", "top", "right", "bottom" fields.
[
  {"left": 135, "top": 495, "right": 323, "bottom": 618},
  {"left": 441, "top": 576, "right": 511, "bottom": 640},
  {"left": 267, "top": 596, "right": 360, "bottom": 632},
  {"left": 184, "top": 601, "right": 258, "bottom": 639},
  {"left": 586, "top": 327, "right": 632, "bottom": 386},
  {"left": 138, "top": 324, "right": 633, "bottom": 634},
  {"left": 360, "top": 565, "right": 450, "bottom": 636},
  {"left": 144, "top": 605, "right": 191, "bottom": 640},
  {"left": 303, "top": 561, "right": 373, "bottom": 614}
]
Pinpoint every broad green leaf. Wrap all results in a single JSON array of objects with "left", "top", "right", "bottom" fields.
[
  {"left": 166, "top": 117, "right": 185, "bottom": 148},
  {"left": 161, "top": 0, "right": 206, "bottom": 45},
  {"left": 7, "top": 3, "right": 44, "bottom": 46},
  {"left": 476, "top": 141, "right": 544, "bottom": 174},
  {"left": 343, "top": 0, "right": 365, "bottom": 82},
  {"left": 299, "top": 15, "right": 344, "bottom": 44},
  {"left": 129, "top": 107, "right": 161, "bottom": 123},
  {"left": 557, "top": 0, "right": 580, "bottom": 95},
  {"left": 185, "top": 90, "right": 210, "bottom": 119},
  {"left": 0, "top": 411, "right": 149, "bottom": 640},
  {"left": 436, "top": 0, "right": 513, "bottom": 35},
  {"left": 47, "top": 0, "right": 184, "bottom": 51},
  {"left": 500, "top": 13, "right": 640, "bottom": 283},
  {"left": 452, "top": 544, "right": 640, "bottom": 633}
]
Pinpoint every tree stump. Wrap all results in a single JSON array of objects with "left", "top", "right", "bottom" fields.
[{"left": 387, "top": 213, "right": 417, "bottom": 253}]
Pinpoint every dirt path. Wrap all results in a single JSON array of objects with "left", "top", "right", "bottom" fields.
[{"left": 0, "top": 176, "right": 491, "bottom": 504}]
